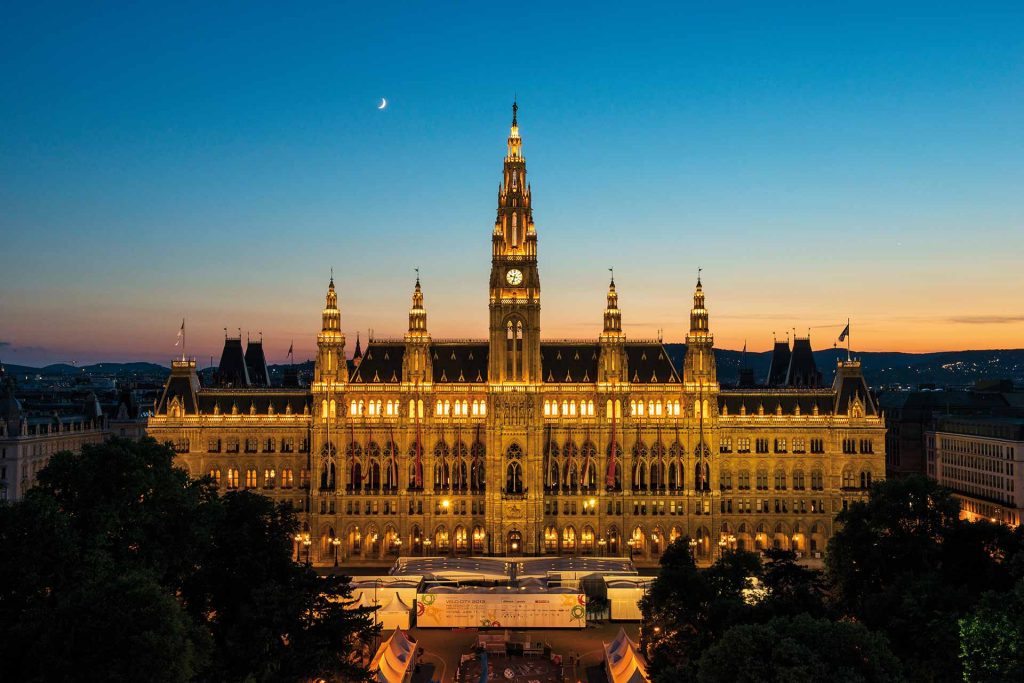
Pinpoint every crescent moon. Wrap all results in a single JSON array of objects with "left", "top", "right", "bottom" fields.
[{"left": 378, "top": 97, "right": 387, "bottom": 110}]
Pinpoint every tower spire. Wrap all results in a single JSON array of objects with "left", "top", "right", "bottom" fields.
[
  {"left": 408, "top": 271, "right": 427, "bottom": 335},
  {"left": 603, "top": 270, "right": 622, "bottom": 335},
  {"left": 404, "top": 270, "right": 431, "bottom": 383}
]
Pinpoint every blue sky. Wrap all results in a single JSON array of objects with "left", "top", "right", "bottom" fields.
[{"left": 1, "top": 1, "right": 1022, "bottom": 365}]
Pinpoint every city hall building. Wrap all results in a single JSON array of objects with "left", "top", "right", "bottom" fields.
[{"left": 147, "top": 105, "right": 886, "bottom": 565}]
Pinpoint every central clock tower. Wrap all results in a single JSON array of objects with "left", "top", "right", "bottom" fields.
[{"left": 489, "top": 102, "right": 541, "bottom": 383}]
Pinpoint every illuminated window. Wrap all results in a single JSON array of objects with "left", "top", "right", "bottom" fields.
[
  {"left": 226, "top": 468, "right": 239, "bottom": 489},
  {"left": 245, "top": 468, "right": 258, "bottom": 489}
]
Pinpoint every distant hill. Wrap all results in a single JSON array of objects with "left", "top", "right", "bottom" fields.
[
  {"left": 5, "top": 350, "right": 1022, "bottom": 387},
  {"left": 663, "top": 345, "right": 1024, "bottom": 387},
  {"left": 3, "top": 361, "right": 171, "bottom": 378}
]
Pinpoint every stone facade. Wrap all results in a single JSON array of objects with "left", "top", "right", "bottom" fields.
[{"left": 147, "top": 105, "right": 886, "bottom": 565}]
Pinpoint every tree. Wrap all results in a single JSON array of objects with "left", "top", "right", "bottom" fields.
[
  {"left": 959, "top": 580, "right": 1024, "bottom": 683},
  {"left": 695, "top": 614, "right": 902, "bottom": 683},
  {"left": 756, "top": 549, "right": 828, "bottom": 620},
  {"left": 826, "top": 475, "right": 1024, "bottom": 682},
  {"left": 0, "top": 438, "right": 377, "bottom": 682},
  {"left": 641, "top": 539, "right": 762, "bottom": 682}
]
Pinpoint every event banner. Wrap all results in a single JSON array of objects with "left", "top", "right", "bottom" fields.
[{"left": 416, "top": 592, "right": 587, "bottom": 628}]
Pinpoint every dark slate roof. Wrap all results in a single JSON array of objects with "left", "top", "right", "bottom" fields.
[
  {"left": 216, "top": 338, "right": 250, "bottom": 387},
  {"left": 766, "top": 341, "right": 791, "bottom": 386},
  {"left": 195, "top": 390, "right": 313, "bottom": 416},
  {"left": 350, "top": 342, "right": 405, "bottom": 384},
  {"left": 786, "top": 338, "right": 822, "bottom": 387},
  {"left": 625, "top": 343, "right": 680, "bottom": 384},
  {"left": 244, "top": 340, "right": 270, "bottom": 387},
  {"left": 833, "top": 364, "right": 878, "bottom": 416},
  {"left": 432, "top": 343, "right": 488, "bottom": 383},
  {"left": 155, "top": 366, "right": 201, "bottom": 415},
  {"left": 542, "top": 343, "right": 598, "bottom": 383},
  {"left": 719, "top": 390, "right": 835, "bottom": 416}
]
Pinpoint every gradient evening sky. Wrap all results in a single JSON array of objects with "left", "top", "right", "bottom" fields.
[{"left": 2, "top": 1, "right": 1022, "bottom": 367}]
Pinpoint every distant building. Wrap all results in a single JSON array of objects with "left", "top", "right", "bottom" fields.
[
  {"left": 147, "top": 104, "right": 886, "bottom": 565},
  {"left": 926, "top": 415, "right": 1023, "bottom": 527},
  {"left": 880, "top": 383, "right": 1024, "bottom": 478},
  {"left": 0, "top": 364, "right": 147, "bottom": 502}
]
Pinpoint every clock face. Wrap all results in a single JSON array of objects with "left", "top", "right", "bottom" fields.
[{"left": 506, "top": 269, "right": 523, "bottom": 286}]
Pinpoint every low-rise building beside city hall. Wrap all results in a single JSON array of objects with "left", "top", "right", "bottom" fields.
[{"left": 146, "top": 105, "right": 886, "bottom": 565}]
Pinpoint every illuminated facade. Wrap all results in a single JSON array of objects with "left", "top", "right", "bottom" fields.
[{"left": 147, "top": 105, "right": 886, "bottom": 564}]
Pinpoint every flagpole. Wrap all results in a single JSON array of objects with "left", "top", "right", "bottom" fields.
[{"left": 846, "top": 318, "right": 851, "bottom": 362}]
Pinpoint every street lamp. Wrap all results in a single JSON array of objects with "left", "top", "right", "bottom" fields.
[
  {"left": 331, "top": 536, "right": 341, "bottom": 567},
  {"left": 441, "top": 498, "right": 450, "bottom": 513},
  {"left": 302, "top": 532, "right": 312, "bottom": 566},
  {"left": 627, "top": 538, "right": 635, "bottom": 561},
  {"left": 688, "top": 538, "right": 698, "bottom": 561},
  {"left": 293, "top": 533, "right": 303, "bottom": 562},
  {"left": 598, "top": 537, "right": 606, "bottom": 557},
  {"left": 424, "top": 538, "right": 432, "bottom": 557}
]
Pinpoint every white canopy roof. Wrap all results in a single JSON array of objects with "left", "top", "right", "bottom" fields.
[
  {"left": 379, "top": 591, "right": 412, "bottom": 614},
  {"left": 603, "top": 628, "right": 650, "bottom": 683},
  {"left": 370, "top": 629, "right": 416, "bottom": 683}
]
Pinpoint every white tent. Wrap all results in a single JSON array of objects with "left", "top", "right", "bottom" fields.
[
  {"left": 378, "top": 591, "right": 413, "bottom": 630},
  {"left": 370, "top": 629, "right": 416, "bottom": 683},
  {"left": 604, "top": 576, "right": 652, "bottom": 621},
  {"left": 603, "top": 628, "right": 650, "bottom": 683}
]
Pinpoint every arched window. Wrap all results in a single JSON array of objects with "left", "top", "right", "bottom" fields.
[
  {"left": 505, "top": 443, "right": 524, "bottom": 493},
  {"left": 506, "top": 461, "right": 523, "bottom": 494},
  {"left": 860, "top": 470, "right": 872, "bottom": 489},
  {"left": 774, "top": 469, "right": 787, "bottom": 490},
  {"left": 319, "top": 443, "right": 337, "bottom": 490},
  {"left": 433, "top": 441, "right": 450, "bottom": 491},
  {"left": 842, "top": 468, "right": 855, "bottom": 489},
  {"left": 471, "top": 441, "right": 486, "bottom": 491},
  {"left": 452, "top": 441, "right": 469, "bottom": 491},
  {"left": 668, "top": 442, "right": 685, "bottom": 491}
]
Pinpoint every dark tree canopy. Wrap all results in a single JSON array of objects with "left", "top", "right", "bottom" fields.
[
  {"left": 696, "top": 615, "right": 902, "bottom": 683},
  {"left": 0, "top": 437, "right": 377, "bottom": 683},
  {"left": 642, "top": 476, "right": 1024, "bottom": 683},
  {"left": 826, "top": 475, "right": 1024, "bottom": 682}
]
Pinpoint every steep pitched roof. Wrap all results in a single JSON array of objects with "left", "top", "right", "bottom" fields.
[
  {"left": 786, "top": 338, "right": 822, "bottom": 387},
  {"left": 625, "top": 343, "right": 680, "bottom": 384},
  {"left": 195, "top": 389, "right": 312, "bottom": 416},
  {"left": 541, "top": 343, "right": 598, "bottom": 383},
  {"left": 244, "top": 340, "right": 270, "bottom": 387},
  {"left": 432, "top": 343, "right": 488, "bottom": 383},
  {"left": 718, "top": 390, "right": 834, "bottom": 416},
  {"left": 216, "top": 338, "right": 250, "bottom": 387},
  {"left": 350, "top": 342, "right": 405, "bottom": 384},
  {"left": 766, "top": 341, "right": 791, "bottom": 386}
]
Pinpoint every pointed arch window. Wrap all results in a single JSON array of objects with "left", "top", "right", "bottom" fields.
[{"left": 505, "top": 443, "right": 524, "bottom": 494}]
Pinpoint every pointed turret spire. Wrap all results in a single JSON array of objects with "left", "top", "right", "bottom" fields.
[
  {"left": 689, "top": 273, "right": 709, "bottom": 335},
  {"left": 353, "top": 332, "right": 362, "bottom": 360},
  {"left": 683, "top": 272, "right": 717, "bottom": 385},
  {"left": 315, "top": 273, "right": 346, "bottom": 384},
  {"left": 404, "top": 270, "right": 431, "bottom": 382},
  {"left": 603, "top": 269, "right": 622, "bottom": 335},
  {"left": 322, "top": 275, "right": 339, "bottom": 333},
  {"left": 408, "top": 271, "right": 428, "bottom": 335},
  {"left": 494, "top": 101, "right": 534, "bottom": 254}
]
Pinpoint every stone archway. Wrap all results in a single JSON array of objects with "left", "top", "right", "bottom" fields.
[{"left": 507, "top": 529, "right": 523, "bottom": 556}]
